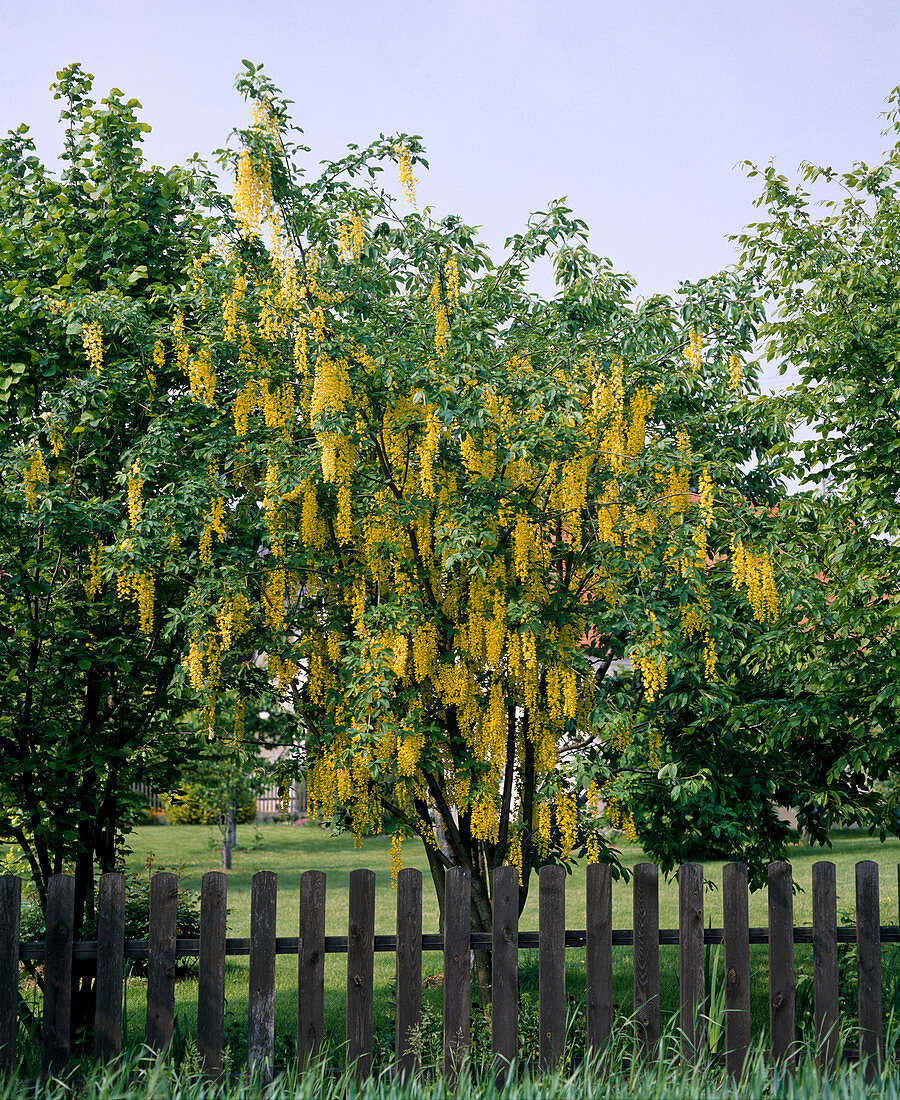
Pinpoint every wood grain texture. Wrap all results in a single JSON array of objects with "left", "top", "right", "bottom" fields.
[
  {"left": 298, "top": 869, "right": 326, "bottom": 1065},
  {"left": 198, "top": 872, "right": 227, "bottom": 1080},
  {"left": 346, "top": 869, "right": 375, "bottom": 1079},
  {"left": 492, "top": 866, "right": 519, "bottom": 1076},
  {"left": 42, "top": 875, "right": 75, "bottom": 1078},
  {"left": 678, "top": 862, "right": 704, "bottom": 1061},
  {"left": 395, "top": 868, "right": 422, "bottom": 1078},
  {"left": 633, "top": 863, "right": 660, "bottom": 1062},
  {"left": 443, "top": 866, "right": 471, "bottom": 1081},
  {"left": 94, "top": 873, "right": 125, "bottom": 1063},
  {"left": 585, "top": 864, "right": 612, "bottom": 1057},
  {"left": 0, "top": 876, "right": 21, "bottom": 1075},
  {"left": 248, "top": 871, "right": 277, "bottom": 1084},
  {"left": 767, "top": 862, "right": 795, "bottom": 1069},
  {"left": 856, "top": 860, "right": 882, "bottom": 1080},
  {"left": 539, "top": 865, "right": 566, "bottom": 1070},
  {"left": 145, "top": 871, "right": 178, "bottom": 1053},
  {"left": 812, "top": 861, "right": 838, "bottom": 1073},
  {"left": 723, "top": 863, "right": 750, "bottom": 1079}
]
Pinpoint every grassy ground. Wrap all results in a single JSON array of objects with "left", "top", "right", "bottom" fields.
[{"left": 100, "top": 822, "right": 900, "bottom": 1066}]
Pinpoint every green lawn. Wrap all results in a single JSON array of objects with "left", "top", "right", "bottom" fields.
[{"left": 107, "top": 823, "right": 900, "bottom": 1066}]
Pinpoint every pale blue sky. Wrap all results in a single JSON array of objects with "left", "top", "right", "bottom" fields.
[{"left": 3, "top": 0, "right": 899, "bottom": 390}]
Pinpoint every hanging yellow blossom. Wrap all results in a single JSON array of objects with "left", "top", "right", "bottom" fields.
[{"left": 82, "top": 322, "right": 103, "bottom": 375}]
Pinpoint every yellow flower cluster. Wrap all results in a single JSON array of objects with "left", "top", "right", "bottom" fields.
[
  {"left": 396, "top": 146, "right": 417, "bottom": 206},
  {"left": 685, "top": 328, "right": 702, "bottom": 372},
  {"left": 633, "top": 615, "right": 668, "bottom": 701},
  {"left": 199, "top": 498, "right": 226, "bottom": 564},
  {"left": 728, "top": 353, "right": 742, "bottom": 391},
  {"left": 127, "top": 460, "right": 142, "bottom": 528},
  {"left": 234, "top": 148, "right": 272, "bottom": 239},
  {"left": 338, "top": 214, "right": 365, "bottom": 262},
  {"left": 429, "top": 274, "right": 449, "bottom": 356},
  {"left": 116, "top": 567, "right": 154, "bottom": 635},
  {"left": 85, "top": 542, "right": 103, "bottom": 599},
  {"left": 390, "top": 830, "right": 403, "bottom": 888},
  {"left": 606, "top": 795, "right": 637, "bottom": 842},
  {"left": 23, "top": 443, "right": 49, "bottom": 513},
  {"left": 731, "top": 539, "right": 778, "bottom": 621},
  {"left": 187, "top": 338, "right": 216, "bottom": 405},
  {"left": 82, "top": 322, "right": 103, "bottom": 375}
]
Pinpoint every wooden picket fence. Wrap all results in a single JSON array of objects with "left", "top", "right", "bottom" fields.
[{"left": 0, "top": 860, "right": 897, "bottom": 1082}]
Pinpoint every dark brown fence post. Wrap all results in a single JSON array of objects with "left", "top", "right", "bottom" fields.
[
  {"left": 492, "top": 865, "right": 518, "bottom": 1077},
  {"left": 346, "top": 869, "right": 375, "bottom": 1079},
  {"left": 633, "top": 862, "right": 659, "bottom": 1062},
  {"left": 723, "top": 862, "right": 750, "bottom": 1079},
  {"left": 679, "top": 862, "right": 704, "bottom": 1061},
  {"left": 443, "top": 865, "right": 471, "bottom": 1080},
  {"left": 0, "top": 876, "right": 21, "bottom": 1075},
  {"left": 298, "top": 869, "right": 326, "bottom": 1066},
  {"left": 395, "top": 867, "right": 422, "bottom": 1078},
  {"left": 42, "top": 874, "right": 75, "bottom": 1078},
  {"left": 94, "top": 872, "right": 125, "bottom": 1063},
  {"left": 145, "top": 871, "right": 178, "bottom": 1053},
  {"left": 198, "top": 871, "right": 227, "bottom": 1080},
  {"left": 248, "top": 870, "right": 277, "bottom": 1084},
  {"left": 856, "top": 860, "right": 882, "bottom": 1080},
  {"left": 539, "top": 865, "right": 566, "bottom": 1070},
  {"left": 586, "top": 863, "right": 612, "bottom": 1058},
  {"left": 812, "top": 861, "right": 838, "bottom": 1072},
  {"left": 768, "top": 861, "right": 795, "bottom": 1069}
]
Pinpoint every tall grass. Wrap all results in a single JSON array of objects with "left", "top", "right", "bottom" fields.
[{"left": 11, "top": 1026, "right": 900, "bottom": 1100}]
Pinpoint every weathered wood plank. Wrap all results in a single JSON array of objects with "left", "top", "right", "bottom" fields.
[
  {"left": 145, "top": 871, "right": 178, "bottom": 1053},
  {"left": 539, "top": 865, "right": 566, "bottom": 1069},
  {"left": 248, "top": 871, "right": 277, "bottom": 1084},
  {"left": 492, "top": 865, "right": 519, "bottom": 1076},
  {"left": 443, "top": 866, "right": 471, "bottom": 1080},
  {"left": 346, "top": 869, "right": 375, "bottom": 1079},
  {"left": 42, "top": 875, "right": 75, "bottom": 1078},
  {"left": 679, "top": 862, "right": 704, "bottom": 1061},
  {"left": 856, "top": 860, "right": 882, "bottom": 1080},
  {"left": 197, "top": 871, "right": 227, "bottom": 1080},
  {"left": 723, "top": 863, "right": 750, "bottom": 1079},
  {"left": 812, "top": 861, "right": 839, "bottom": 1073},
  {"left": 298, "top": 869, "right": 326, "bottom": 1065},
  {"left": 585, "top": 863, "right": 612, "bottom": 1057},
  {"left": 768, "top": 861, "right": 795, "bottom": 1069},
  {"left": 94, "top": 873, "right": 125, "bottom": 1063},
  {"left": 0, "top": 876, "right": 21, "bottom": 1075},
  {"left": 395, "top": 868, "right": 422, "bottom": 1079},
  {"left": 633, "top": 863, "right": 660, "bottom": 1062}
]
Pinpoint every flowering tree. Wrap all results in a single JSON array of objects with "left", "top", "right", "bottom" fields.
[
  {"left": 0, "top": 63, "right": 263, "bottom": 1026},
  {"left": 177, "top": 67, "right": 785, "bottom": 967}
]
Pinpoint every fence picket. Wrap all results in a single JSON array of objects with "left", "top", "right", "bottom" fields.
[
  {"left": 95, "top": 873, "right": 125, "bottom": 1063},
  {"left": 585, "top": 863, "right": 612, "bottom": 1057},
  {"left": 42, "top": 874, "right": 75, "bottom": 1078},
  {"left": 812, "top": 861, "right": 839, "bottom": 1073},
  {"left": 198, "top": 871, "right": 227, "bottom": 1079},
  {"left": 298, "top": 869, "right": 326, "bottom": 1065},
  {"left": 395, "top": 868, "right": 422, "bottom": 1078},
  {"left": 768, "top": 861, "right": 795, "bottom": 1069},
  {"left": 679, "top": 862, "right": 704, "bottom": 1061},
  {"left": 723, "top": 862, "right": 750, "bottom": 1078},
  {"left": 856, "top": 860, "right": 882, "bottom": 1080},
  {"left": 633, "top": 863, "right": 660, "bottom": 1061},
  {"left": 346, "top": 869, "right": 375, "bottom": 1079},
  {"left": 539, "top": 865, "right": 566, "bottom": 1069},
  {"left": 248, "top": 871, "right": 277, "bottom": 1084},
  {"left": 443, "top": 866, "right": 471, "bottom": 1080},
  {"left": 0, "top": 876, "right": 21, "bottom": 1075},
  {"left": 145, "top": 871, "right": 178, "bottom": 1053},
  {"left": 492, "top": 866, "right": 519, "bottom": 1076}
]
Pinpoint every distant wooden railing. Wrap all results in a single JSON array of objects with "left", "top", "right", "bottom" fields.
[{"left": 0, "top": 861, "right": 896, "bottom": 1082}]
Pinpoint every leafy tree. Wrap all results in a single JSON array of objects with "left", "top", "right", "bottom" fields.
[
  {"left": 0, "top": 65, "right": 263, "bottom": 1025},
  {"left": 184, "top": 67, "right": 785, "bottom": 988}
]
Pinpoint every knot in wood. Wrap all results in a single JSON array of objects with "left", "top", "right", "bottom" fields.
[
  {"left": 727, "top": 967, "right": 737, "bottom": 987},
  {"left": 353, "top": 974, "right": 362, "bottom": 986},
  {"left": 350, "top": 924, "right": 359, "bottom": 938},
  {"left": 53, "top": 921, "right": 69, "bottom": 943},
  {"left": 773, "top": 992, "right": 784, "bottom": 1009}
]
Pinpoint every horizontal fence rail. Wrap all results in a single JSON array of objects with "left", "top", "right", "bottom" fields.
[{"left": 1, "top": 860, "right": 897, "bottom": 1081}]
